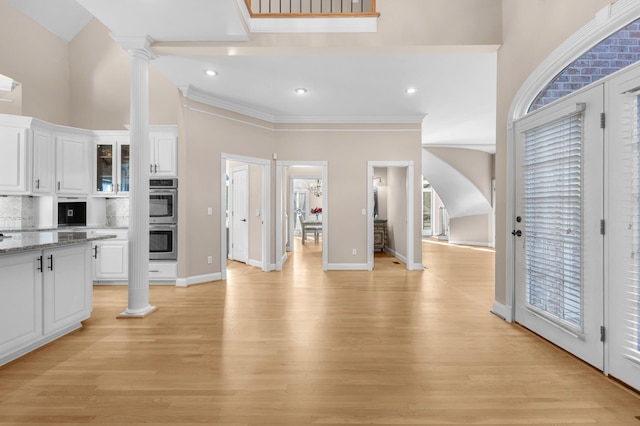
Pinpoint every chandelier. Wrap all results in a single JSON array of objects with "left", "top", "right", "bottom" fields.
[{"left": 309, "top": 179, "right": 322, "bottom": 197}]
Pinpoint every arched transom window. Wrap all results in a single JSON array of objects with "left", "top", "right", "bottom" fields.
[{"left": 530, "top": 18, "right": 640, "bottom": 112}]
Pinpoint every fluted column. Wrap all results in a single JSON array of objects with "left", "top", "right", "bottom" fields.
[{"left": 114, "top": 36, "right": 157, "bottom": 318}]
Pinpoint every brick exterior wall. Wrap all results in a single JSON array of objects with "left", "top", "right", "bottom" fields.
[{"left": 530, "top": 19, "right": 640, "bottom": 111}]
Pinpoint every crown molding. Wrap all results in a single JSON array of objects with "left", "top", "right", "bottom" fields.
[
  {"left": 180, "top": 85, "right": 276, "bottom": 123},
  {"left": 111, "top": 35, "right": 157, "bottom": 60},
  {"left": 180, "top": 85, "right": 426, "bottom": 125}
]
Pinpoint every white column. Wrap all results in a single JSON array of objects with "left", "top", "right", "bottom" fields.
[{"left": 114, "top": 36, "right": 157, "bottom": 318}]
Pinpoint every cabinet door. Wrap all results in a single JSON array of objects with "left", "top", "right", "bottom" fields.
[
  {"left": 0, "top": 251, "right": 42, "bottom": 359},
  {"left": 95, "top": 142, "right": 115, "bottom": 194},
  {"left": 150, "top": 133, "right": 177, "bottom": 177},
  {"left": 43, "top": 244, "right": 91, "bottom": 335},
  {"left": 0, "top": 126, "right": 29, "bottom": 194},
  {"left": 117, "top": 142, "right": 130, "bottom": 193},
  {"left": 93, "top": 240, "right": 128, "bottom": 281},
  {"left": 56, "top": 134, "right": 89, "bottom": 194},
  {"left": 32, "top": 128, "right": 54, "bottom": 194}
]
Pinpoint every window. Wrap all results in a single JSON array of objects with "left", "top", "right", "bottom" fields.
[{"left": 530, "top": 18, "right": 640, "bottom": 112}]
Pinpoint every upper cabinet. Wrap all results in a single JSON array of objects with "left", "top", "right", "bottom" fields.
[
  {"left": 0, "top": 124, "right": 29, "bottom": 194},
  {"left": 150, "top": 126, "right": 178, "bottom": 177},
  {"left": 0, "top": 114, "right": 178, "bottom": 197},
  {"left": 32, "top": 126, "right": 54, "bottom": 194},
  {"left": 94, "top": 132, "right": 130, "bottom": 196},
  {"left": 55, "top": 131, "right": 91, "bottom": 195}
]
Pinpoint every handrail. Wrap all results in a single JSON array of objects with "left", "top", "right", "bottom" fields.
[{"left": 244, "top": 0, "right": 378, "bottom": 17}]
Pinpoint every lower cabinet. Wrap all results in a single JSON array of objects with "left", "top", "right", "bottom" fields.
[
  {"left": 43, "top": 245, "right": 92, "bottom": 335},
  {"left": 0, "top": 243, "right": 92, "bottom": 367},
  {"left": 93, "top": 239, "right": 128, "bottom": 282},
  {"left": 0, "top": 251, "right": 42, "bottom": 360}
]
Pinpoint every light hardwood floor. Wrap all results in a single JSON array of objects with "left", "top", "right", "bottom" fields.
[{"left": 1, "top": 239, "right": 640, "bottom": 424}]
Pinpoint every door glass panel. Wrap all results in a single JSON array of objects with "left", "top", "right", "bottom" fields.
[
  {"left": 96, "top": 144, "right": 113, "bottom": 192},
  {"left": 120, "top": 144, "right": 129, "bottom": 192},
  {"left": 523, "top": 111, "right": 583, "bottom": 328}
]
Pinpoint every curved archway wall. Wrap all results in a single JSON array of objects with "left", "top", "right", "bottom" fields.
[{"left": 495, "top": 0, "right": 640, "bottom": 321}]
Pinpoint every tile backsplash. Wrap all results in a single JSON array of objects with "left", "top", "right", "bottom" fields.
[
  {"left": 0, "top": 196, "right": 34, "bottom": 229},
  {"left": 106, "top": 198, "right": 129, "bottom": 227}
]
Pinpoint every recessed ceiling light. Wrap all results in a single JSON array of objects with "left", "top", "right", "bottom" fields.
[
  {"left": 405, "top": 87, "right": 417, "bottom": 95},
  {"left": 205, "top": 69, "right": 218, "bottom": 77},
  {"left": 294, "top": 88, "right": 308, "bottom": 95}
]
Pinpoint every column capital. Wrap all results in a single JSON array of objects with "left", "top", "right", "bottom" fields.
[{"left": 111, "top": 35, "right": 157, "bottom": 61}]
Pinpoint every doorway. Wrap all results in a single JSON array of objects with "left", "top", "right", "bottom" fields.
[
  {"left": 221, "top": 153, "right": 271, "bottom": 277},
  {"left": 367, "top": 161, "right": 418, "bottom": 271},
  {"left": 275, "top": 161, "right": 328, "bottom": 271}
]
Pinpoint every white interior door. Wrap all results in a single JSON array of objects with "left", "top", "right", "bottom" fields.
[
  {"left": 514, "top": 84, "right": 604, "bottom": 370},
  {"left": 230, "top": 166, "right": 248, "bottom": 264},
  {"left": 606, "top": 64, "right": 640, "bottom": 390}
]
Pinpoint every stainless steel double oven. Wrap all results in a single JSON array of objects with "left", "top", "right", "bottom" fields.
[{"left": 149, "top": 178, "right": 177, "bottom": 260}]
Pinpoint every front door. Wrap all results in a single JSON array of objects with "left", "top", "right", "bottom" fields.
[
  {"left": 229, "top": 166, "right": 248, "bottom": 264},
  {"left": 606, "top": 64, "right": 640, "bottom": 390},
  {"left": 514, "top": 84, "right": 605, "bottom": 369}
]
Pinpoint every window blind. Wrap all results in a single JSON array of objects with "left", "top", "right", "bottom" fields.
[
  {"left": 624, "top": 95, "right": 640, "bottom": 357},
  {"left": 523, "top": 111, "right": 584, "bottom": 328}
]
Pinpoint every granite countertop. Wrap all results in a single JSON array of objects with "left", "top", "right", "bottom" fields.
[
  {"left": 0, "top": 225, "right": 128, "bottom": 233},
  {"left": 0, "top": 230, "right": 117, "bottom": 254}
]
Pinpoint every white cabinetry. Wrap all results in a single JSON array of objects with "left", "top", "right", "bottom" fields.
[
  {"left": 150, "top": 127, "right": 178, "bottom": 177},
  {"left": 149, "top": 261, "right": 177, "bottom": 281},
  {"left": 32, "top": 126, "right": 54, "bottom": 194},
  {"left": 0, "top": 250, "right": 42, "bottom": 359},
  {"left": 0, "top": 242, "right": 92, "bottom": 367},
  {"left": 56, "top": 132, "right": 91, "bottom": 195},
  {"left": 0, "top": 125, "right": 29, "bottom": 194},
  {"left": 93, "top": 132, "right": 130, "bottom": 196},
  {"left": 92, "top": 229, "right": 128, "bottom": 282}
]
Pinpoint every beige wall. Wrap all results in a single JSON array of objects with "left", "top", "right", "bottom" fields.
[
  {"left": 178, "top": 98, "right": 276, "bottom": 277},
  {"left": 69, "top": 18, "right": 179, "bottom": 130},
  {"left": 494, "top": 0, "right": 613, "bottom": 305},
  {"left": 249, "top": 163, "right": 263, "bottom": 263},
  {"left": 386, "top": 167, "right": 408, "bottom": 259},
  {"left": 449, "top": 214, "right": 490, "bottom": 245},
  {"left": 0, "top": 0, "right": 70, "bottom": 124},
  {"left": 276, "top": 124, "right": 422, "bottom": 266}
]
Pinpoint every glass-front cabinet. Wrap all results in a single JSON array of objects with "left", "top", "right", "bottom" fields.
[{"left": 94, "top": 132, "right": 130, "bottom": 195}]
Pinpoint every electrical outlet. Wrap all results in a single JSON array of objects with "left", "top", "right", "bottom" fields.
[
  {"left": 207, "top": 207, "right": 213, "bottom": 215},
  {"left": 207, "top": 256, "right": 213, "bottom": 264},
  {"left": 352, "top": 249, "right": 357, "bottom": 256}
]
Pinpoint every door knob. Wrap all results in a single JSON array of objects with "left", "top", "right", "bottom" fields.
[{"left": 511, "top": 230, "right": 522, "bottom": 237}]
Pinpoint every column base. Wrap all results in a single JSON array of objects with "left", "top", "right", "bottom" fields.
[{"left": 117, "top": 305, "right": 158, "bottom": 319}]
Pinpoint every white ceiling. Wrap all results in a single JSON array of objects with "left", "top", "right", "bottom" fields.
[{"left": 6, "top": 0, "right": 497, "bottom": 152}]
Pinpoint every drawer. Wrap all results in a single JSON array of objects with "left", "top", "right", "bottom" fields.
[{"left": 149, "top": 262, "right": 177, "bottom": 280}]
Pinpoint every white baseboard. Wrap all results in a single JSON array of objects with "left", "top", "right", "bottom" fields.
[
  {"left": 491, "top": 301, "right": 513, "bottom": 323},
  {"left": 448, "top": 240, "right": 491, "bottom": 247},
  {"left": 384, "top": 247, "right": 407, "bottom": 264},
  {"left": 176, "top": 272, "right": 223, "bottom": 287},
  {"left": 326, "top": 263, "right": 369, "bottom": 271},
  {"left": 248, "top": 259, "right": 263, "bottom": 269},
  {"left": 275, "top": 252, "right": 288, "bottom": 271},
  {"left": 408, "top": 263, "right": 425, "bottom": 270}
]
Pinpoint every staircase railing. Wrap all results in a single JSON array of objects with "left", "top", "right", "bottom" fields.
[{"left": 245, "top": 0, "right": 378, "bottom": 17}]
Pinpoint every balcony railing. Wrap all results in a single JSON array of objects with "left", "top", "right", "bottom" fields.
[{"left": 245, "top": 0, "right": 378, "bottom": 17}]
